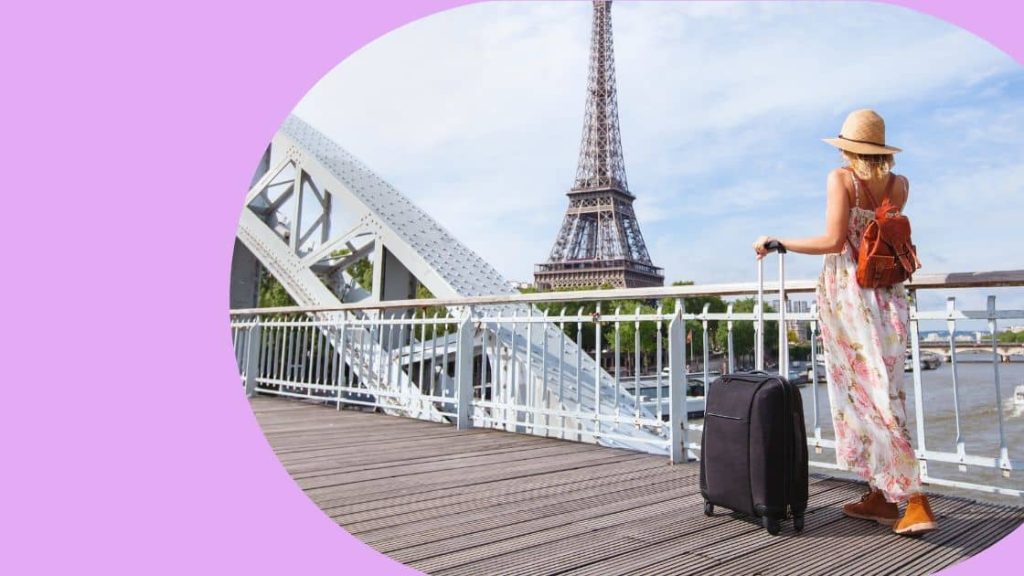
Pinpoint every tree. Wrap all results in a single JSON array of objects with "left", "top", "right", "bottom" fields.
[
  {"left": 520, "top": 283, "right": 613, "bottom": 353},
  {"left": 256, "top": 248, "right": 372, "bottom": 309},
  {"left": 522, "top": 280, "right": 727, "bottom": 373},
  {"left": 714, "top": 297, "right": 778, "bottom": 368},
  {"left": 789, "top": 342, "right": 812, "bottom": 362},
  {"left": 993, "top": 330, "right": 1024, "bottom": 344},
  {"left": 413, "top": 282, "right": 456, "bottom": 337},
  {"left": 329, "top": 248, "right": 373, "bottom": 292},
  {"left": 348, "top": 259, "right": 373, "bottom": 292},
  {"left": 601, "top": 300, "right": 663, "bottom": 374},
  {"left": 258, "top": 268, "right": 296, "bottom": 308},
  {"left": 659, "top": 281, "right": 727, "bottom": 358}
]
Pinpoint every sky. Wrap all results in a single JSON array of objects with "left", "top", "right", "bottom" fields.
[{"left": 290, "top": 0, "right": 1024, "bottom": 325}]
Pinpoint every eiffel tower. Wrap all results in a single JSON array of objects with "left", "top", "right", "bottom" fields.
[{"left": 534, "top": 0, "right": 664, "bottom": 291}]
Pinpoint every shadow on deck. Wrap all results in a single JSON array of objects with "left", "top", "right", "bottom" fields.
[{"left": 251, "top": 396, "right": 1023, "bottom": 576}]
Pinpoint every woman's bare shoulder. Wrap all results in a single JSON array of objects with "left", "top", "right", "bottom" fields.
[
  {"left": 827, "top": 167, "right": 852, "bottom": 189},
  {"left": 827, "top": 167, "right": 853, "bottom": 203},
  {"left": 893, "top": 173, "right": 910, "bottom": 208},
  {"left": 828, "top": 167, "right": 850, "bottom": 180}
]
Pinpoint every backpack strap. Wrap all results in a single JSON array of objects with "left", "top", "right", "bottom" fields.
[
  {"left": 842, "top": 166, "right": 861, "bottom": 208},
  {"left": 845, "top": 167, "right": 894, "bottom": 210},
  {"left": 881, "top": 173, "right": 896, "bottom": 209},
  {"left": 863, "top": 173, "right": 895, "bottom": 210}
]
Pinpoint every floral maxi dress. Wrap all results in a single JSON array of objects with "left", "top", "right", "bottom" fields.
[{"left": 816, "top": 193, "right": 920, "bottom": 503}]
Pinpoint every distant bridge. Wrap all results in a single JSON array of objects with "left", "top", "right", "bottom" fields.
[{"left": 918, "top": 340, "right": 1024, "bottom": 362}]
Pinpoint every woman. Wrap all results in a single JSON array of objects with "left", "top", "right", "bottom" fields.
[{"left": 752, "top": 109, "right": 936, "bottom": 536}]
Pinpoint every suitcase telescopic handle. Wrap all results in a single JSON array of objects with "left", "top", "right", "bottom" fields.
[{"left": 755, "top": 242, "right": 787, "bottom": 375}]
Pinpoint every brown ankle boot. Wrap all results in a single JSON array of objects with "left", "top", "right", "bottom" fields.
[
  {"left": 893, "top": 494, "right": 938, "bottom": 536},
  {"left": 843, "top": 489, "right": 899, "bottom": 525}
]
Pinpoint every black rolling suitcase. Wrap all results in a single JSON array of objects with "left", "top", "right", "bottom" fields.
[{"left": 699, "top": 241, "right": 809, "bottom": 535}]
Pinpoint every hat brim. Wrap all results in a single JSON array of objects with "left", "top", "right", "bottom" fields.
[{"left": 823, "top": 138, "right": 902, "bottom": 155}]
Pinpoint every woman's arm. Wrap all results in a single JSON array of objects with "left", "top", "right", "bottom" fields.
[{"left": 754, "top": 169, "right": 850, "bottom": 259}]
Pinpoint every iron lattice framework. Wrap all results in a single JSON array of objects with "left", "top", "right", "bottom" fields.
[
  {"left": 535, "top": 0, "right": 663, "bottom": 291},
  {"left": 230, "top": 115, "right": 667, "bottom": 453}
]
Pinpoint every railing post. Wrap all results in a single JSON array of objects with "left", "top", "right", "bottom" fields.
[
  {"left": 244, "top": 318, "right": 262, "bottom": 398},
  {"left": 947, "top": 297, "right": 967, "bottom": 471},
  {"left": 336, "top": 313, "right": 347, "bottom": 411},
  {"left": 669, "top": 299, "right": 688, "bottom": 464},
  {"left": 809, "top": 302, "right": 822, "bottom": 454},
  {"left": 908, "top": 290, "right": 929, "bottom": 479},
  {"left": 455, "top": 308, "right": 475, "bottom": 430},
  {"left": 988, "top": 295, "right": 1011, "bottom": 477}
]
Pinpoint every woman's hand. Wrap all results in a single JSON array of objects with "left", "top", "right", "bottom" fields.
[{"left": 752, "top": 235, "right": 775, "bottom": 260}]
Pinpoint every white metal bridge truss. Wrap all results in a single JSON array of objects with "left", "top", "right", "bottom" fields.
[{"left": 231, "top": 115, "right": 687, "bottom": 457}]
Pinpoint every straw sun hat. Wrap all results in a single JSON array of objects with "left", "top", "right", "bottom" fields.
[{"left": 822, "top": 109, "right": 902, "bottom": 155}]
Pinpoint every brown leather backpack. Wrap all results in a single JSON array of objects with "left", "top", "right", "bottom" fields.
[{"left": 848, "top": 170, "right": 922, "bottom": 288}]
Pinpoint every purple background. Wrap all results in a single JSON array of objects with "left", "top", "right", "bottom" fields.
[{"left": 2, "top": 1, "right": 1019, "bottom": 574}]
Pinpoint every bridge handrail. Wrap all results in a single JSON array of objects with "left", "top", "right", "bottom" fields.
[
  {"left": 229, "top": 269, "right": 1024, "bottom": 315},
  {"left": 229, "top": 268, "right": 1024, "bottom": 498}
]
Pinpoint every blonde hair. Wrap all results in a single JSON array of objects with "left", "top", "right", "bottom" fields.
[{"left": 842, "top": 150, "right": 894, "bottom": 181}]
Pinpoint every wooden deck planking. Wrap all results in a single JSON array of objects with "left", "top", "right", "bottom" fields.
[
  {"left": 251, "top": 396, "right": 1023, "bottom": 576},
  {"left": 429, "top": 482, "right": 858, "bottom": 576},
  {"left": 885, "top": 502, "right": 1023, "bottom": 575},
  {"left": 305, "top": 449, "right": 640, "bottom": 505},
  {"left": 693, "top": 495, "right": 974, "bottom": 576},
  {"left": 329, "top": 457, "right": 668, "bottom": 525},
  {"left": 385, "top": 479, "right": 701, "bottom": 564},
  {"left": 553, "top": 482, "right": 861, "bottom": 576},
  {"left": 548, "top": 482, "right": 864, "bottom": 576},
  {"left": 343, "top": 462, "right": 686, "bottom": 535},
  {"left": 320, "top": 454, "right": 656, "bottom": 517}
]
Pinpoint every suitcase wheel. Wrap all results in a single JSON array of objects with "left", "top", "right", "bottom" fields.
[
  {"left": 793, "top": 515, "right": 805, "bottom": 533},
  {"left": 703, "top": 501, "right": 714, "bottom": 517},
  {"left": 762, "top": 516, "right": 782, "bottom": 536}
]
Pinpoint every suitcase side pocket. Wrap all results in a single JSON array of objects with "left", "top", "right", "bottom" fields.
[
  {"left": 749, "top": 382, "right": 788, "bottom": 518},
  {"left": 790, "top": 386, "right": 810, "bottom": 514},
  {"left": 704, "top": 411, "right": 754, "bottom": 516}
]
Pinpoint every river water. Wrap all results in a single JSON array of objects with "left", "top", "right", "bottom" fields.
[
  {"left": 697, "top": 361, "right": 1024, "bottom": 504},
  {"left": 808, "top": 361, "right": 1024, "bottom": 503}
]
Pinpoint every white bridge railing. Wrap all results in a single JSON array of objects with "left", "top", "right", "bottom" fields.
[{"left": 230, "top": 269, "right": 1024, "bottom": 498}]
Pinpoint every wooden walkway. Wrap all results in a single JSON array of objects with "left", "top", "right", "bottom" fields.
[{"left": 252, "top": 397, "right": 1023, "bottom": 576}]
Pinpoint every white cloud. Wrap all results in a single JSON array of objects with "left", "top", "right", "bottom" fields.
[{"left": 290, "top": 0, "right": 1024, "bottom": 292}]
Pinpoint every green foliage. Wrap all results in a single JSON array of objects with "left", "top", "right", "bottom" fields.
[
  {"left": 523, "top": 281, "right": 729, "bottom": 367},
  {"left": 522, "top": 283, "right": 613, "bottom": 353},
  {"left": 326, "top": 248, "right": 374, "bottom": 292},
  {"left": 789, "top": 342, "right": 812, "bottom": 362},
  {"left": 602, "top": 300, "right": 662, "bottom": 355},
  {"left": 258, "top": 269, "right": 296, "bottom": 308},
  {"left": 995, "top": 330, "right": 1024, "bottom": 343},
  {"left": 414, "top": 283, "right": 456, "bottom": 336},
  {"left": 713, "top": 297, "right": 778, "bottom": 363},
  {"left": 658, "top": 281, "right": 728, "bottom": 358},
  {"left": 352, "top": 260, "right": 372, "bottom": 291},
  {"left": 258, "top": 248, "right": 374, "bottom": 309}
]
